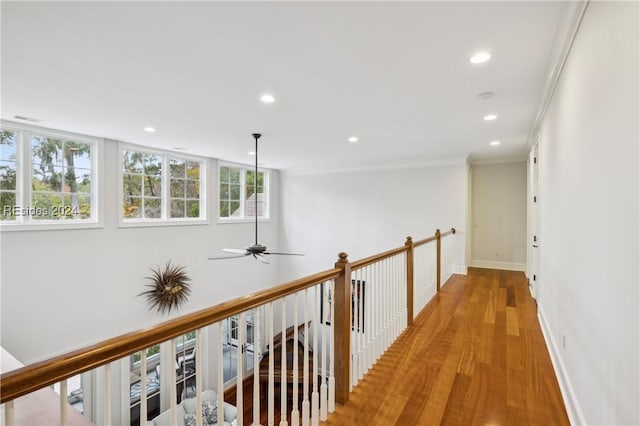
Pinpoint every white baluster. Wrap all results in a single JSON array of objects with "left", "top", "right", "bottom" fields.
[
  {"left": 280, "top": 299, "right": 288, "bottom": 426},
  {"left": 364, "top": 265, "right": 376, "bottom": 371},
  {"left": 292, "top": 293, "right": 300, "bottom": 426},
  {"left": 320, "top": 285, "right": 328, "bottom": 420},
  {"left": 253, "top": 307, "right": 261, "bottom": 426},
  {"left": 311, "top": 287, "right": 319, "bottom": 426},
  {"left": 358, "top": 273, "right": 365, "bottom": 381},
  {"left": 302, "top": 289, "right": 310, "bottom": 426},
  {"left": 170, "top": 342, "right": 177, "bottom": 426},
  {"left": 196, "top": 329, "right": 203, "bottom": 426},
  {"left": 60, "top": 379, "right": 68, "bottom": 426},
  {"left": 218, "top": 322, "right": 224, "bottom": 426},
  {"left": 349, "top": 275, "right": 355, "bottom": 389},
  {"left": 268, "top": 303, "right": 275, "bottom": 426},
  {"left": 4, "top": 400, "right": 15, "bottom": 426},
  {"left": 355, "top": 271, "right": 361, "bottom": 383},
  {"left": 140, "top": 351, "right": 147, "bottom": 425},
  {"left": 328, "top": 281, "right": 336, "bottom": 413},
  {"left": 104, "top": 363, "right": 112, "bottom": 426},
  {"left": 238, "top": 313, "right": 245, "bottom": 426}
]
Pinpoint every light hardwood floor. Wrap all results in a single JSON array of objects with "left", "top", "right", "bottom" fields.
[{"left": 324, "top": 268, "right": 569, "bottom": 426}]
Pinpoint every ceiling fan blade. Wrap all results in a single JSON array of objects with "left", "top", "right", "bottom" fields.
[
  {"left": 222, "top": 248, "right": 248, "bottom": 254},
  {"left": 263, "top": 251, "right": 305, "bottom": 256},
  {"left": 255, "top": 253, "right": 270, "bottom": 264},
  {"left": 208, "top": 254, "right": 250, "bottom": 260}
]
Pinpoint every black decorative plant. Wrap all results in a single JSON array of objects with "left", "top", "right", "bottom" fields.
[{"left": 139, "top": 262, "right": 192, "bottom": 314}]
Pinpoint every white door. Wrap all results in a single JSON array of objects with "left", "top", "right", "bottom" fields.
[{"left": 530, "top": 144, "right": 540, "bottom": 299}]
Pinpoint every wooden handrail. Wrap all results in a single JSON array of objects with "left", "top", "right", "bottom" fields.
[
  {"left": 1, "top": 227, "right": 457, "bottom": 406},
  {"left": 350, "top": 245, "right": 408, "bottom": 270},
  {"left": 0, "top": 267, "right": 340, "bottom": 404},
  {"left": 413, "top": 235, "right": 437, "bottom": 247}
]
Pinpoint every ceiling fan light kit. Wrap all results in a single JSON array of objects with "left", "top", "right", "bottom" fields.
[{"left": 209, "top": 133, "right": 304, "bottom": 263}]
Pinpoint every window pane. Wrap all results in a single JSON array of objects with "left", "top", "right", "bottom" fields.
[
  {"left": 0, "top": 191, "right": 16, "bottom": 220},
  {"left": 32, "top": 192, "right": 62, "bottom": 220},
  {"left": 144, "top": 197, "right": 161, "bottom": 218},
  {"left": 170, "top": 199, "right": 185, "bottom": 218},
  {"left": 0, "top": 130, "right": 17, "bottom": 161},
  {"left": 32, "top": 135, "right": 63, "bottom": 167},
  {"left": 144, "top": 176, "right": 161, "bottom": 197},
  {"left": 220, "top": 166, "right": 229, "bottom": 183},
  {"left": 229, "top": 168, "right": 240, "bottom": 184},
  {"left": 186, "top": 161, "right": 199, "bottom": 180},
  {"left": 230, "top": 201, "right": 240, "bottom": 217},
  {"left": 220, "top": 184, "right": 229, "bottom": 200},
  {"left": 64, "top": 142, "right": 91, "bottom": 169},
  {"left": 220, "top": 200, "right": 229, "bottom": 217},
  {"left": 64, "top": 166, "right": 90, "bottom": 194},
  {"left": 186, "top": 200, "right": 199, "bottom": 218},
  {"left": 170, "top": 158, "right": 186, "bottom": 179},
  {"left": 230, "top": 184, "right": 240, "bottom": 201},
  {"left": 124, "top": 151, "right": 144, "bottom": 173},
  {"left": 32, "top": 166, "right": 63, "bottom": 193},
  {"left": 170, "top": 179, "right": 185, "bottom": 198},
  {"left": 0, "top": 161, "right": 17, "bottom": 191},
  {"left": 74, "top": 168, "right": 91, "bottom": 194},
  {"left": 144, "top": 154, "right": 162, "bottom": 177},
  {"left": 123, "top": 174, "right": 143, "bottom": 197},
  {"left": 123, "top": 197, "right": 142, "bottom": 218},
  {"left": 185, "top": 180, "right": 199, "bottom": 198},
  {"left": 77, "top": 195, "right": 91, "bottom": 219}
]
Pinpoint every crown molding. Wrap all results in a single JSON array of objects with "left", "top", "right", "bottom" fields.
[
  {"left": 280, "top": 157, "right": 467, "bottom": 177},
  {"left": 527, "top": 1, "right": 589, "bottom": 145}
]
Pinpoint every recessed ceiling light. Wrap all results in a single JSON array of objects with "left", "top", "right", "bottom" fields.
[
  {"left": 260, "top": 94, "right": 275, "bottom": 103},
  {"left": 483, "top": 114, "right": 498, "bottom": 121},
  {"left": 248, "top": 151, "right": 256, "bottom": 156},
  {"left": 143, "top": 126, "right": 156, "bottom": 133},
  {"left": 490, "top": 140, "right": 501, "bottom": 146},
  {"left": 173, "top": 147, "right": 187, "bottom": 151},
  {"left": 348, "top": 136, "right": 358, "bottom": 143},
  {"left": 470, "top": 51, "right": 491, "bottom": 64}
]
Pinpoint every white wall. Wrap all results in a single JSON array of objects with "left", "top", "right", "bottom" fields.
[
  {"left": 0, "top": 138, "right": 281, "bottom": 364},
  {"left": 277, "top": 163, "right": 467, "bottom": 283},
  {"left": 535, "top": 2, "right": 639, "bottom": 424},
  {"left": 470, "top": 162, "right": 527, "bottom": 271}
]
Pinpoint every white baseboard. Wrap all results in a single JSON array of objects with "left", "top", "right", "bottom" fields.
[
  {"left": 452, "top": 265, "right": 467, "bottom": 275},
  {"left": 470, "top": 260, "right": 526, "bottom": 271},
  {"left": 538, "top": 306, "right": 586, "bottom": 426}
]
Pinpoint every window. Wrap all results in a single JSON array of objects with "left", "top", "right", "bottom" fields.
[
  {"left": 1, "top": 125, "right": 98, "bottom": 226},
  {"left": 121, "top": 147, "right": 205, "bottom": 223},
  {"left": 219, "top": 164, "right": 268, "bottom": 220}
]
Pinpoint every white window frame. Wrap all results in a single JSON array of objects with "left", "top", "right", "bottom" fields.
[
  {"left": 218, "top": 162, "right": 270, "bottom": 222},
  {"left": 0, "top": 121, "right": 103, "bottom": 231},
  {"left": 119, "top": 143, "right": 207, "bottom": 227}
]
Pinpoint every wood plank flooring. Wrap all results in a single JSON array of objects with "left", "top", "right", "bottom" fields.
[{"left": 323, "top": 268, "right": 569, "bottom": 426}]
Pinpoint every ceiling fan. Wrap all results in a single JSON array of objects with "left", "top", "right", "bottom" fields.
[{"left": 208, "top": 133, "right": 304, "bottom": 264}]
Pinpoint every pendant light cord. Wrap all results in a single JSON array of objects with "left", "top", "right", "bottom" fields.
[{"left": 254, "top": 134, "right": 259, "bottom": 246}]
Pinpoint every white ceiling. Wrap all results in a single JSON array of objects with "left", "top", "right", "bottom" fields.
[{"left": 1, "top": 1, "right": 565, "bottom": 171}]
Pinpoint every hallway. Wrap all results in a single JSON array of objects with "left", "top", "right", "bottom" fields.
[{"left": 324, "top": 268, "right": 569, "bottom": 425}]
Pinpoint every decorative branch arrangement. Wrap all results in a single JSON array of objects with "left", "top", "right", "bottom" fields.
[{"left": 139, "top": 262, "right": 192, "bottom": 314}]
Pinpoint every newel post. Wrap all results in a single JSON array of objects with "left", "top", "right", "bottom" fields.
[
  {"left": 405, "top": 236, "right": 414, "bottom": 326},
  {"left": 436, "top": 229, "right": 442, "bottom": 292},
  {"left": 333, "top": 252, "right": 351, "bottom": 404}
]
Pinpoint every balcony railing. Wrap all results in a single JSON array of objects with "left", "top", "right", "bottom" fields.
[{"left": 1, "top": 228, "right": 456, "bottom": 426}]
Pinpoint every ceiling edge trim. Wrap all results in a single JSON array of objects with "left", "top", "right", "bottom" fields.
[
  {"left": 527, "top": 0, "right": 589, "bottom": 145},
  {"left": 280, "top": 157, "right": 468, "bottom": 177},
  {"left": 468, "top": 157, "right": 527, "bottom": 166}
]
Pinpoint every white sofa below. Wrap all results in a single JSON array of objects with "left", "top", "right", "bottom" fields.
[{"left": 148, "top": 390, "right": 237, "bottom": 426}]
